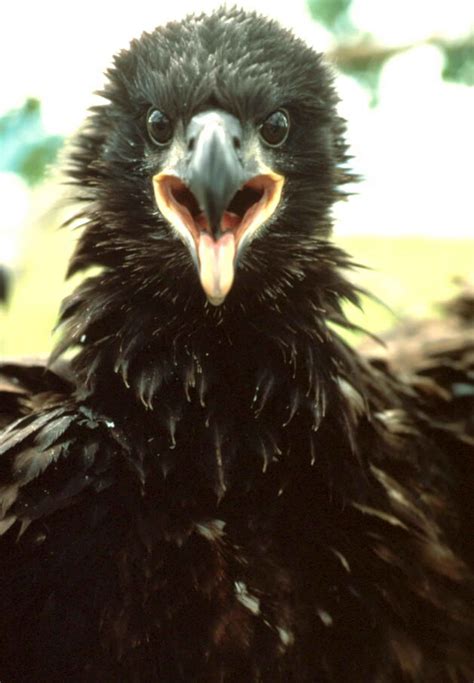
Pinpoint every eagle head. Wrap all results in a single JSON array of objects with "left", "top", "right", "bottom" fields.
[{"left": 67, "top": 8, "right": 352, "bottom": 312}]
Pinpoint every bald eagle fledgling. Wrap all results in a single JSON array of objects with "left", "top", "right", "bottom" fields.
[{"left": 1, "top": 9, "right": 473, "bottom": 682}]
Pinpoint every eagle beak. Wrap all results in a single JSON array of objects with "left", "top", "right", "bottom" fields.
[{"left": 153, "top": 110, "right": 284, "bottom": 305}]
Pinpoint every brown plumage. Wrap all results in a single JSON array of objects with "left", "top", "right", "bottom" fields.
[{"left": 1, "top": 9, "right": 473, "bottom": 682}]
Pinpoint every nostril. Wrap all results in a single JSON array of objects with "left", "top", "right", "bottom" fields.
[
  {"left": 233, "top": 136, "right": 241, "bottom": 150},
  {"left": 188, "top": 137, "right": 196, "bottom": 152}
]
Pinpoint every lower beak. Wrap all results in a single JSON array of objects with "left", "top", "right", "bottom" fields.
[{"left": 153, "top": 110, "right": 284, "bottom": 305}]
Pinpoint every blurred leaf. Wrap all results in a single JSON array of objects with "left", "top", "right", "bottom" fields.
[
  {"left": 0, "top": 98, "right": 64, "bottom": 185},
  {"left": 338, "top": 59, "right": 383, "bottom": 106},
  {"left": 327, "top": 34, "right": 474, "bottom": 104},
  {"left": 328, "top": 40, "right": 402, "bottom": 106},
  {"left": 307, "top": 0, "right": 354, "bottom": 35},
  {"left": 441, "top": 38, "right": 474, "bottom": 86},
  {"left": 18, "top": 136, "right": 64, "bottom": 185}
]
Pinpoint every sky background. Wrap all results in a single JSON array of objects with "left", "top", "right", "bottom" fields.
[{"left": 0, "top": 0, "right": 473, "bottom": 269}]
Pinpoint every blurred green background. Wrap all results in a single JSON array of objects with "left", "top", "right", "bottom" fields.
[{"left": 0, "top": 0, "right": 473, "bottom": 357}]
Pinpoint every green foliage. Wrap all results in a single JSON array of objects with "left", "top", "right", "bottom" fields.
[
  {"left": 442, "top": 39, "right": 474, "bottom": 86},
  {"left": 306, "top": 0, "right": 474, "bottom": 98},
  {"left": 338, "top": 59, "right": 384, "bottom": 106},
  {"left": 0, "top": 98, "right": 64, "bottom": 185},
  {"left": 307, "top": 0, "right": 354, "bottom": 35},
  {"left": 17, "top": 136, "right": 63, "bottom": 185}
]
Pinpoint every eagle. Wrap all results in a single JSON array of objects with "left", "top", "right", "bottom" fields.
[{"left": 0, "top": 8, "right": 473, "bottom": 682}]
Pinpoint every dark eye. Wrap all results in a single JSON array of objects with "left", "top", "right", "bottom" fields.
[
  {"left": 147, "top": 108, "right": 173, "bottom": 146},
  {"left": 259, "top": 110, "right": 290, "bottom": 147}
]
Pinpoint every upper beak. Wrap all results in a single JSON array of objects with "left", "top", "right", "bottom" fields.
[
  {"left": 185, "top": 110, "right": 246, "bottom": 240},
  {"left": 153, "top": 110, "right": 284, "bottom": 305}
]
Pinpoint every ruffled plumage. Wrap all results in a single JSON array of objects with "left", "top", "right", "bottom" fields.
[{"left": 1, "top": 8, "right": 473, "bottom": 681}]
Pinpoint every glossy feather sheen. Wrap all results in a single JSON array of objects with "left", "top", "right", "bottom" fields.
[{"left": 1, "top": 8, "right": 474, "bottom": 682}]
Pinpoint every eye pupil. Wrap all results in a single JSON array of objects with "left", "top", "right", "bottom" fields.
[
  {"left": 147, "top": 108, "right": 173, "bottom": 146},
  {"left": 259, "top": 110, "right": 289, "bottom": 147}
]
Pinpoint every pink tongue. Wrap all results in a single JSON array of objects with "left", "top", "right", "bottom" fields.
[{"left": 198, "top": 232, "right": 236, "bottom": 306}]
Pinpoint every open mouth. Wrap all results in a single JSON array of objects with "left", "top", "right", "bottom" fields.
[
  {"left": 153, "top": 171, "right": 283, "bottom": 305},
  {"left": 154, "top": 174, "right": 282, "bottom": 247}
]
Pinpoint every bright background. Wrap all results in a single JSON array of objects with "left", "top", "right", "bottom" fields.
[{"left": 0, "top": 0, "right": 473, "bottom": 355}]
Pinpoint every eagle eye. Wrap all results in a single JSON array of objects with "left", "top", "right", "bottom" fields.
[
  {"left": 259, "top": 110, "right": 290, "bottom": 147},
  {"left": 147, "top": 108, "right": 173, "bottom": 146}
]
